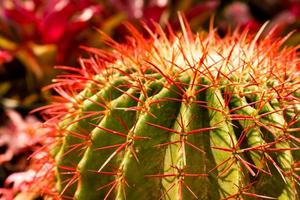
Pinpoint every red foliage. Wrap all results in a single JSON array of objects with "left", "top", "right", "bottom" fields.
[{"left": 0, "top": 0, "right": 102, "bottom": 63}]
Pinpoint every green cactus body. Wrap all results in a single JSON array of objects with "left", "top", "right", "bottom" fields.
[{"left": 39, "top": 19, "right": 300, "bottom": 200}]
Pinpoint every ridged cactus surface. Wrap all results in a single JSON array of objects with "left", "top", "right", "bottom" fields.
[{"left": 41, "top": 19, "right": 300, "bottom": 200}]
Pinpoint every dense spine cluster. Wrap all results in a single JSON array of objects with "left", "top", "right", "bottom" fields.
[{"left": 39, "top": 18, "right": 300, "bottom": 200}]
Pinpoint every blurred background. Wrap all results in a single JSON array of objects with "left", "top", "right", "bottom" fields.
[{"left": 0, "top": 0, "right": 299, "bottom": 199}]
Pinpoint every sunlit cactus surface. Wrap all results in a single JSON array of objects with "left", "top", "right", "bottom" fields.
[{"left": 38, "top": 18, "right": 300, "bottom": 200}]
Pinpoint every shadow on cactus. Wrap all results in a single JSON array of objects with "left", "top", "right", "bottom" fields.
[{"left": 33, "top": 15, "right": 300, "bottom": 200}]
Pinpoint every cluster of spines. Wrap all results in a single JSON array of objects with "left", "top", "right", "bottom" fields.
[{"left": 36, "top": 17, "right": 300, "bottom": 200}]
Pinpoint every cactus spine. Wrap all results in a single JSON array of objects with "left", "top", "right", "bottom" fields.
[{"left": 39, "top": 18, "right": 300, "bottom": 200}]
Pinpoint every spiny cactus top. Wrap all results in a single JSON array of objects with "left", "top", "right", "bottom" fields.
[{"left": 38, "top": 17, "right": 300, "bottom": 200}]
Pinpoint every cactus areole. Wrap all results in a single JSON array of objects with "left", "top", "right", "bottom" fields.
[{"left": 39, "top": 17, "right": 300, "bottom": 200}]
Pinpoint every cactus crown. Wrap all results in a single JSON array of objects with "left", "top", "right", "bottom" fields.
[{"left": 39, "top": 16, "right": 300, "bottom": 200}]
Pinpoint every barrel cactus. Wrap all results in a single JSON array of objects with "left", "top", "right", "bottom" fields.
[{"left": 38, "top": 17, "right": 300, "bottom": 200}]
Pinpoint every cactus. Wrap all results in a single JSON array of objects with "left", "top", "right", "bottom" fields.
[{"left": 38, "top": 17, "right": 300, "bottom": 200}]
